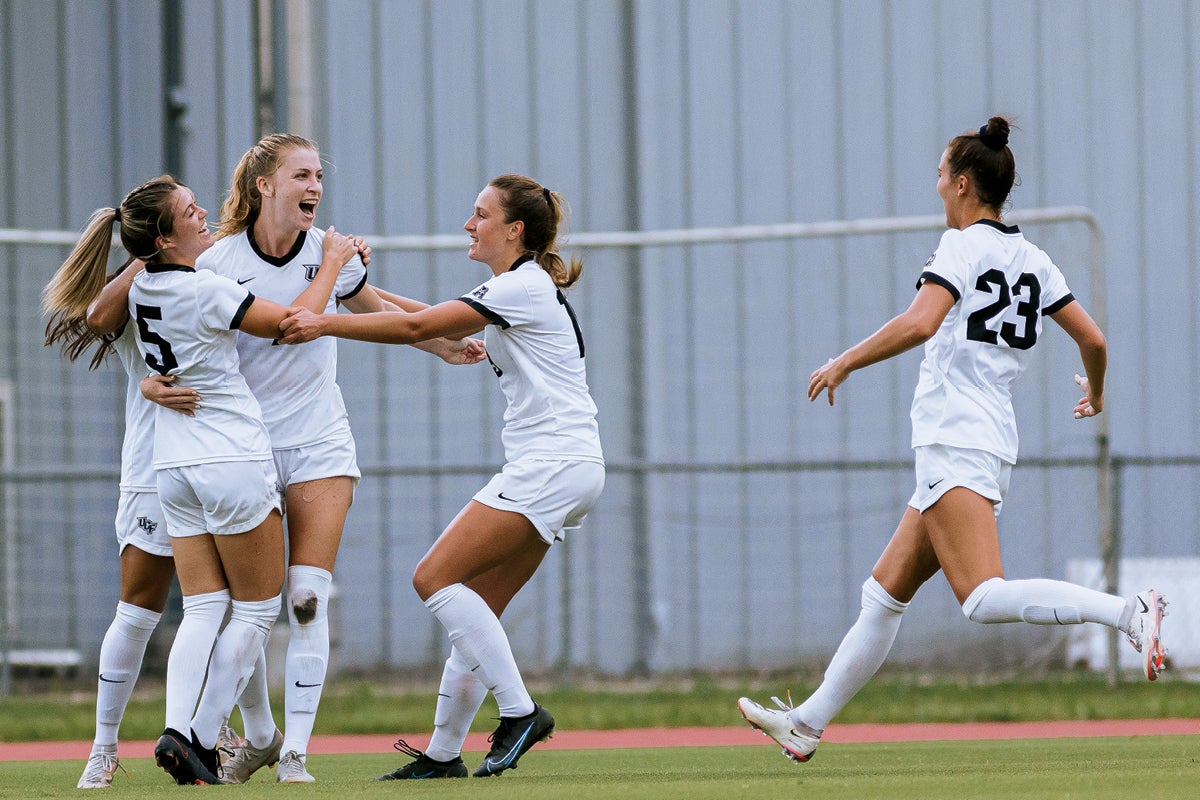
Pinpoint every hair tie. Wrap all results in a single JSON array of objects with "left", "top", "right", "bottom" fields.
[
  {"left": 542, "top": 187, "right": 552, "bottom": 205},
  {"left": 113, "top": 207, "right": 122, "bottom": 223},
  {"left": 978, "top": 124, "right": 1008, "bottom": 150}
]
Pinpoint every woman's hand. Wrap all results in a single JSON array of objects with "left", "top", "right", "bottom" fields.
[
  {"left": 1072, "top": 373, "right": 1103, "bottom": 419},
  {"left": 352, "top": 235, "right": 372, "bottom": 267},
  {"left": 436, "top": 337, "right": 487, "bottom": 365},
  {"left": 278, "top": 308, "right": 325, "bottom": 344},
  {"left": 322, "top": 226, "right": 359, "bottom": 268},
  {"left": 808, "top": 356, "right": 850, "bottom": 406},
  {"left": 140, "top": 374, "right": 200, "bottom": 416}
]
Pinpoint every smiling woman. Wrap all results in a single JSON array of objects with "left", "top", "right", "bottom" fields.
[
  {"left": 49, "top": 173, "right": 360, "bottom": 786},
  {"left": 277, "top": 173, "right": 603, "bottom": 781}
]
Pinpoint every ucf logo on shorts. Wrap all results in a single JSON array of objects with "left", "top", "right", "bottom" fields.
[
  {"left": 303, "top": 264, "right": 320, "bottom": 281},
  {"left": 136, "top": 516, "right": 158, "bottom": 535}
]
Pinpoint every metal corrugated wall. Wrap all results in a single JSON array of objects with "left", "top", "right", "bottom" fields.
[{"left": 1, "top": 0, "right": 1198, "bottom": 678}]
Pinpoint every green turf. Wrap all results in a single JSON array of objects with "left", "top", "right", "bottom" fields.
[
  {"left": 2, "top": 737, "right": 1195, "bottom": 800},
  {"left": 3, "top": 671, "right": 1198, "bottom": 742}
]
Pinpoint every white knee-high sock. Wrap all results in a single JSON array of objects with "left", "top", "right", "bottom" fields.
[
  {"left": 192, "top": 595, "right": 281, "bottom": 749},
  {"left": 283, "top": 566, "right": 331, "bottom": 756},
  {"left": 425, "top": 646, "right": 489, "bottom": 762},
  {"left": 235, "top": 649, "right": 277, "bottom": 748},
  {"left": 793, "top": 577, "right": 908, "bottom": 733},
  {"left": 425, "top": 584, "right": 534, "bottom": 719},
  {"left": 165, "top": 590, "right": 229, "bottom": 735},
  {"left": 93, "top": 602, "right": 161, "bottom": 750},
  {"left": 962, "top": 576, "right": 1126, "bottom": 628}
]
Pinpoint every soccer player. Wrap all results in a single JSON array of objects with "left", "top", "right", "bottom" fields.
[
  {"left": 42, "top": 255, "right": 194, "bottom": 788},
  {"left": 738, "top": 117, "right": 1167, "bottom": 764},
  {"left": 278, "top": 174, "right": 604, "bottom": 779},
  {"left": 187, "top": 133, "right": 483, "bottom": 784},
  {"left": 60, "top": 175, "right": 359, "bottom": 784}
]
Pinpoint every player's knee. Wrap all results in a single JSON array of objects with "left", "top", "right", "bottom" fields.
[
  {"left": 286, "top": 565, "right": 331, "bottom": 627},
  {"left": 412, "top": 557, "right": 445, "bottom": 602},
  {"left": 962, "top": 576, "right": 1008, "bottom": 623},
  {"left": 231, "top": 595, "right": 280, "bottom": 637},
  {"left": 289, "top": 587, "right": 319, "bottom": 625}
]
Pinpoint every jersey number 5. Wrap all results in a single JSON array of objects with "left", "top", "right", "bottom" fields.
[
  {"left": 134, "top": 304, "right": 179, "bottom": 374},
  {"left": 966, "top": 269, "right": 1040, "bottom": 350}
]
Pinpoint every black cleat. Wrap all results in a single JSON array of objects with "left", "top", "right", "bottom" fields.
[
  {"left": 154, "top": 728, "right": 220, "bottom": 785},
  {"left": 374, "top": 738, "right": 468, "bottom": 780},
  {"left": 472, "top": 703, "right": 555, "bottom": 777}
]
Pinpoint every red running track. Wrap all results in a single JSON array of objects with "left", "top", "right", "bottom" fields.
[{"left": 2, "top": 719, "right": 1196, "bottom": 762}]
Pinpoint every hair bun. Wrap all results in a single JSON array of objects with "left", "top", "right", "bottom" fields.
[{"left": 978, "top": 117, "right": 1010, "bottom": 150}]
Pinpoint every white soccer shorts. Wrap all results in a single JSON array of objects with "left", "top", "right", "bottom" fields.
[
  {"left": 115, "top": 490, "right": 174, "bottom": 557},
  {"left": 158, "top": 459, "right": 281, "bottom": 537},
  {"left": 474, "top": 458, "right": 605, "bottom": 545},
  {"left": 908, "top": 443, "right": 1012, "bottom": 516}
]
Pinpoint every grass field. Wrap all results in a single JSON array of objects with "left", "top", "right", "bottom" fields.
[
  {"left": 2, "top": 737, "right": 1196, "bottom": 800},
  {"left": 3, "top": 673, "right": 1198, "bottom": 798},
  {"left": 4, "top": 671, "right": 1199, "bottom": 742}
]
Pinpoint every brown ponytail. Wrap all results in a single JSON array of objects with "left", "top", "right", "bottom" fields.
[{"left": 488, "top": 173, "right": 583, "bottom": 288}]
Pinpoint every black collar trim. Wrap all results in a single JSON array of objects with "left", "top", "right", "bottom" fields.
[
  {"left": 508, "top": 254, "right": 535, "bottom": 272},
  {"left": 144, "top": 263, "right": 196, "bottom": 274},
  {"left": 971, "top": 218, "right": 1020, "bottom": 235},
  {"left": 248, "top": 227, "right": 307, "bottom": 267}
]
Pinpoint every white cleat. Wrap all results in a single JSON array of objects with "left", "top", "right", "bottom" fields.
[
  {"left": 1127, "top": 589, "right": 1168, "bottom": 681},
  {"left": 77, "top": 751, "right": 126, "bottom": 789},
  {"left": 737, "top": 695, "right": 820, "bottom": 763},
  {"left": 276, "top": 750, "right": 316, "bottom": 783}
]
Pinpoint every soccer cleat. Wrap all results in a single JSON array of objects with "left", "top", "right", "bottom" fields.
[
  {"left": 738, "top": 695, "right": 821, "bottom": 763},
  {"left": 472, "top": 703, "right": 556, "bottom": 777},
  {"left": 77, "top": 750, "right": 127, "bottom": 789},
  {"left": 154, "top": 728, "right": 220, "bottom": 785},
  {"left": 374, "top": 738, "right": 468, "bottom": 780},
  {"left": 1126, "top": 589, "right": 1168, "bottom": 681},
  {"left": 219, "top": 727, "right": 283, "bottom": 784},
  {"left": 276, "top": 750, "right": 316, "bottom": 783},
  {"left": 216, "top": 722, "right": 243, "bottom": 761}
]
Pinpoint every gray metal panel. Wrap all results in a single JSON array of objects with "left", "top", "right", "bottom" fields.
[
  {"left": 4, "top": 0, "right": 1200, "bottom": 678},
  {"left": 176, "top": 0, "right": 258, "bottom": 210}
]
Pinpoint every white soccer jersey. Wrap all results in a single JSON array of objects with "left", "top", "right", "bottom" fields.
[
  {"left": 198, "top": 228, "right": 367, "bottom": 449},
  {"left": 110, "top": 324, "right": 157, "bottom": 492},
  {"left": 459, "top": 258, "right": 603, "bottom": 464},
  {"left": 911, "top": 219, "right": 1074, "bottom": 463},
  {"left": 127, "top": 263, "right": 273, "bottom": 468}
]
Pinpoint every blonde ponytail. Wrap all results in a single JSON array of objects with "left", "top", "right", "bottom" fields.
[{"left": 42, "top": 208, "right": 120, "bottom": 368}]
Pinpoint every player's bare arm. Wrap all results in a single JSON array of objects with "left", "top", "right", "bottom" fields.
[
  {"left": 85, "top": 259, "right": 145, "bottom": 334},
  {"left": 809, "top": 283, "right": 955, "bottom": 405},
  {"left": 279, "top": 299, "right": 486, "bottom": 346},
  {"left": 1050, "top": 300, "right": 1106, "bottom": 418},
  {"left": 365, "top": 284, "right": 487, "bottom": 363}
]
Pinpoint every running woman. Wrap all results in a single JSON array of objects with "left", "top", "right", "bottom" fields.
[
  {"left": 188, "top": 133, "right": 483, "bottom": 785},
  {"left": 738, "top": 117, "right": 1167, "bottom": 764},
  {"left": 42, "top": 255, "right": 192, "bottom": 788},
  {"left": 279, "top": 173, "right": 604, "bottom": 779}
]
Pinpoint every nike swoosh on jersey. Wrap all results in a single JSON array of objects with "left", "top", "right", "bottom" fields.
[
  {"left": 237, "top": 277, "right": 255, "bottom": 284},
  {"left": 498, "top": 491, "right": 520, "bottom": 502},
  {"left": 927, "top": 478, "right": 945, "bottom": 490}
]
